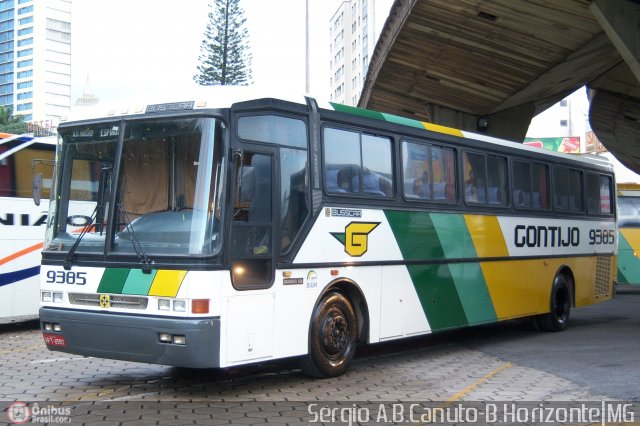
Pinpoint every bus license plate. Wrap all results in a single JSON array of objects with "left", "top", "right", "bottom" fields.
[{"left": 43, "top": 333, "right": 66, "bottom": 347}]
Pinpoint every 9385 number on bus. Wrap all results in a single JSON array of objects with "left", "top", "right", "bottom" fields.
[
  {"left": 45, "top": 270, "right": 87, "bottom": 285},
  {"left": 588, "top": 229, "right": 615, "bottom": 245}
]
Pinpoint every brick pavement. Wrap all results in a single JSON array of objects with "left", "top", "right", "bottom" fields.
[{"left": 0, "top": 321, "right": 616, "bottom": 425}]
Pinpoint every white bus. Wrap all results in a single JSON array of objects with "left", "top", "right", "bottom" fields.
[
  {"left": 39, "top": 94, "right": 616, "bottom": 377},
  {"left": 0, "top": 133, "right": 55, "bottom": 323}
]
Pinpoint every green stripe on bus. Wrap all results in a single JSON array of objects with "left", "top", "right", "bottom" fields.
[
  {"left": 97, "top": 268, "right": 130, "bottom": 294},
  {"left": 617, "top": 236, "right": 640, "bottom": 285},
  {"left": 407, "top": 264, "right": 469, "bottom": 330},
  {"left": 384, "top": 210, "right": 445, "bottom": 260},
  {"left": 121, "top": 269, "right": 157, "bottom": 295},
  {"left": 385, "top": 210, "right": 468, "bottom": 329},
  {"left": 430, "top": 213, "right": 497, "bottom": 324},
  {"left": 329, "top": 102, "right": 386, "bottom": 121},
  {"left": 380, "top": 113, "right": 425, "bottom": 129}
]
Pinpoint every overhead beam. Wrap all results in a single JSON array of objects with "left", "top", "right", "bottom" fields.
[{"left": 590, "top": 0, "right": 640, "bottom": 84}]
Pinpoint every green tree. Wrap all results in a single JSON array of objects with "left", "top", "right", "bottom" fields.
[
  {"left": 194, "top": 0, "right": 252, "bottom": 86},
  {"left": 0, "top": 105, "right": 27, "bottom": 134}
]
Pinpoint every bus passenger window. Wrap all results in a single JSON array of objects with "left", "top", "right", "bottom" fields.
[
  {"left": 512, "top": 160, "right": 532, "bottom": 208},
  {"left": 554, "top": 167, "right": 583, "bottom": 212},
  {"left": 464, "top": 152, "right": 506, "bottom": 206},
  {"left": 586, "top": 173, "right": 612, "bottom": 215},
  {"left": 402, "top": 141, "right": 456, "bottom": 202},
  {"left": 324, "top": 127, "right": 393, "bottom": 198}
]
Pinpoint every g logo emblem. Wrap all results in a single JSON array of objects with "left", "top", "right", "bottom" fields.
[{"left": 331, "top": 222, "right": 380, "bottom": 257}]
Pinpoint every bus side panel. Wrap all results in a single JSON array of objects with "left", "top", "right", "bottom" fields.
[
  {"left": 618, "top": 228, "right": 640, "bottom": 285},
  {"left": 0, "top": 197, "right": 49, "bottom": 320}
]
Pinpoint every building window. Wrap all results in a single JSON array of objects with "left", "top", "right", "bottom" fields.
[
  {"left": 0, "top": 20, "right": 13, "bottom": 31},
  {"left": 16, "top": 102, "right": 31, "bottom": 111},
  {"left": 18, "top": 16, "right": 32, "bottom": 25},
  {"left": 17, "top": 69, "right": 32, "bottom": 78},
  {"left": 17, "top": 59, "right": 31, "bottom": 68},
  {"left": 18, "top": 5, "right": 32, "bottom": 14},
  {"left": 17, "top": 48, "right": 31, "bottom": 57},
  {"left": 47, "top": 29, "right": 71, "bottom": 43},
  {"left": 17, "top": 27, "right": 33, "bottom": 36},
  {"left": 560, "top": 120, "right": 568, "bottom": 127},
  {"left": 17, "top": 37, "right": 32, "bottom": 46},
  {"left": 18, "top": 0, "right": 33, "bottom": 4},
  {"left": 17, "top": 91, "right": 31, "bottom": 100},
  {"left": 0, "top": 1, "right": 15, "bottom": 12},
  {"left": 17, "top": 80, "right": 32, "bottom": 89},
  {"left": 560, "top": 99, "right": 568, "bottom": 107}
]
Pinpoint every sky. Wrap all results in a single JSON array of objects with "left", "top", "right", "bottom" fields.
[{"left": 71, "top": 0, "right": 394, "bottom": 106}]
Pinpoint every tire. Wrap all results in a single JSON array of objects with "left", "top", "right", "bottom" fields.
[
  {"left": 300, "top": 291, "right": 357, "bottom": 378},
  {"left": 537, "top": 274, "right": 571, "bottom": 332}
]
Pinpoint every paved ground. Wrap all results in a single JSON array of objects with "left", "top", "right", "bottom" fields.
[{"left": 0, "top": 293, "right": 639, "bottom": 425}]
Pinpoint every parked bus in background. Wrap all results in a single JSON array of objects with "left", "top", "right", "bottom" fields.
[
  {"left": 38, "top": 92, "right": 616, "bottom": 377},
  {"left": 0, "top": 133, "right": 55, "bottom": 323},
  {"left": 616, "top": 183, "right": 640, "bottom": 285}
]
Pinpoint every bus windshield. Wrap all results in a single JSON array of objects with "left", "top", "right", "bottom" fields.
[
  {"left": 618, "top": 196, "right": 640, "bottom": 227},
  {"left": 45, "top": 117, "right": 225, "bottom": 260}
]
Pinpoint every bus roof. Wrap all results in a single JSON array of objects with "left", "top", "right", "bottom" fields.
[{"left": 61, "top": 89, "right": 612, "bottom": 173}]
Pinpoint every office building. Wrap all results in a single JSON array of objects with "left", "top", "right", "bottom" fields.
[
  {"left": 0, "top": 0, "right": 71, "bottom": 131},
  {"left": 329, "top": 0, "right": 376, "bottom": 106}
]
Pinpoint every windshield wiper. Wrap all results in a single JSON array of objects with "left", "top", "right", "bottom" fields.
[
  {"left": 118, "top": 203, "right": 153, "bottom": 273},
  {"left": 63, "top": 205, "right": 98, "bottom": 270}
]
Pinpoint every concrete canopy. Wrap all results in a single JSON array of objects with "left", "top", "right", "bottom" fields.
[{"left": 359, "top": 0, "right": 640, "bottom": 174}]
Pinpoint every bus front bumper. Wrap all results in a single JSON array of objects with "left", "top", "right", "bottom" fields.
[{"left": 39, "top": 307, "right": 220, "bottom": 368}]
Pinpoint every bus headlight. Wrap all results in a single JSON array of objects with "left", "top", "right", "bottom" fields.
[
  {"left": 158, "top": 299, "right": 171, "bottom": 311},
  {"left": 173, "top": 300, "right": 186, "bottom": 312},
  {"left": 52, "top": 292, "right": 64, "bottom": 303},
  {"left": 41, "top": 291, "right": 52, "bottom": 302}
]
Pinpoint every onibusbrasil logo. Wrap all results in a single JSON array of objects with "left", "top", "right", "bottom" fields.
[
  {"left": 331, "top": 222, "right": 380, "bottom": 257},
  {"left": 6, "top": 402, "right": 71, "bottom": 424},
  {"left": 6, "top": 402, "right": 30, "bottom": 424}
]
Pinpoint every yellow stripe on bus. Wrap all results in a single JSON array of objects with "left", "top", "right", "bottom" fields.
[
  {"left": 421, "top": 122, "right": 464, "bottom": 137},
  {"left": 620, "top": 228, "right": 640, "bottom": 252},
  {"left": 463, "top": 215, "right": 508, "bottom": 258},
  {"left": 147, "top": 270, "right": 187, "bottom": 298}
]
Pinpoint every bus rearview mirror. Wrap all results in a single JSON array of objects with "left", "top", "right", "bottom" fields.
[{"left": 32, "top": 172, "right": 43, "bottom": 206}]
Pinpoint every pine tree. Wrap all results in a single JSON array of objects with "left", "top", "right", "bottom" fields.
[{"left": 194, "top": 0, "right": 252, "bottom": 86}]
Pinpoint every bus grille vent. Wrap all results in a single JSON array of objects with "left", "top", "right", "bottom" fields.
[
  {"left": 68, "top": 293, "right": 149, "bottom": 310},
  {"left": 595, "top": 256, "right": 611, "bottom": 297}
]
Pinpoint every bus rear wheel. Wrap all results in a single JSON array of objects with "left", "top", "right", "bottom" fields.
[
  {"left": 300, "top": 291, "right": 357, "bottom": 378},
  {"left": 537, "top": 274, "right": 571, "bottom": 332}
]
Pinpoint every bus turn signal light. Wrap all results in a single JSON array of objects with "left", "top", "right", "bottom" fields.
[{"left": 192, "top": 299, "right": 209, "bottom": 314}]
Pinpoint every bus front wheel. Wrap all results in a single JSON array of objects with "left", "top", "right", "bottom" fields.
[
  {"left": 300, "top": 291, "right": 357, "bottom": 378},
  {"left": 537, "top": 274, "right": 571, "bottom": 332}
]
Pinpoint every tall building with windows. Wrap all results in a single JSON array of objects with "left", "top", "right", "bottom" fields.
[
  {"left": 0, "top": 0, "right": 71, "bottom": 129},
  {"left": 329, "top": 0, "right": 376, "bottom": 106}
]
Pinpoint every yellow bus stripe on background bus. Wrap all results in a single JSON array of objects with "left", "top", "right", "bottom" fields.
[
  {"left": 147, "top": 270, "right": 187, "bottom": 297},
  {"left": 620, "top": 228, "right": 640, "bottom": 253}
]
